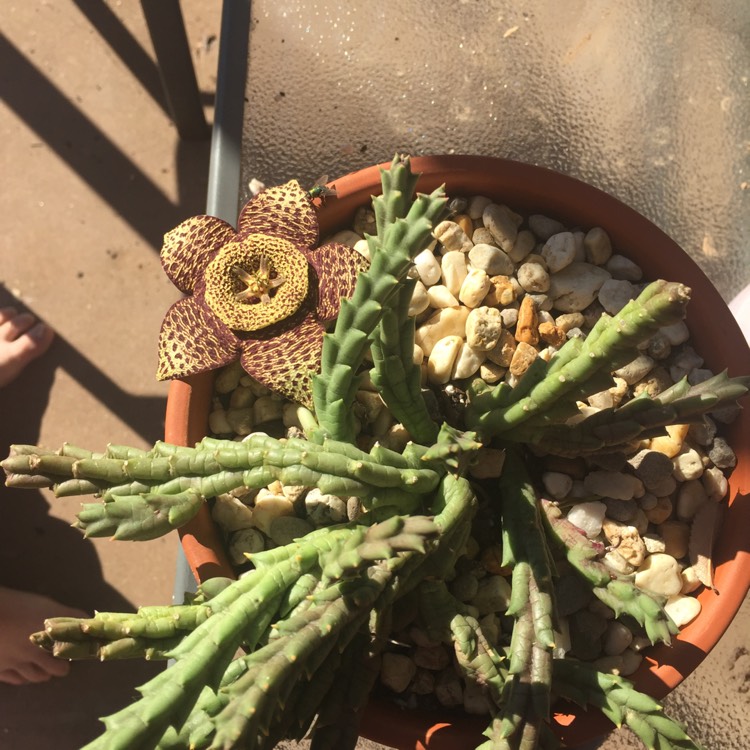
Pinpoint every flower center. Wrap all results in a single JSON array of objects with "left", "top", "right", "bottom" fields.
[
  {"left": 203, "top": 235, "right": 309, "bottom": 332},
  {"left": 232, "top": 256, "right": 286, "bottom": 304}
]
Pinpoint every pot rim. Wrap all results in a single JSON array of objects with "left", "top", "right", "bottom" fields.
[{"left": 167, "top": 154, "right": 750, "bottom": 748}]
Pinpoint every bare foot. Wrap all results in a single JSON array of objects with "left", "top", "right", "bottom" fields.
[
  {"left": 0, "top": 306, "right": 55, "bottom": 389},
  {"left": 0, "top": 586, "right": 87, "bottom": 685}
]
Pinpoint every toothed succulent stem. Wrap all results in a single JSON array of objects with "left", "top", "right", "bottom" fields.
[
  {"left": 466, "top": 281, "right": 692, "bottom": 439},
  {"left": 313, "top": 155, "right": 447, "bottom": 442}
]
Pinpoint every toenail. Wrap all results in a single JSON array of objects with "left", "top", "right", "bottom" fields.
[{"left": 29, "top": 322, "right": 48, "bottom": 340}]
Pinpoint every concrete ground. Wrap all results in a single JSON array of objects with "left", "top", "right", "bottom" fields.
[{"left": 1, "top": 2, "right": 748, "bottom": 748}]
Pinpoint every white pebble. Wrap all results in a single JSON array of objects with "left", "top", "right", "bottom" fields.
[
  {"left": 548, "top": 262, "right": 611, "bottom": 312},
  {"left": 427, "top": 335, "right": 464, "bottom": 384},
  {"left": 702, "top": 466, "right": 728, "bottom": 501},
  {"left": 598, "top": 279, "right": 638, "bottom": 314},
  {"left": 676, "top": 479, "right": 709, "bottom": 521},
  {"left": 482, "top": 203, "right": 518, "bottom": 252},
  {"left": 212, "top": 494, "right": 255, "bottom": 532},
  {"left": 408, "top": 280, "right": 431, "bottom": 316},
  {"left": 459, "top": 269, "right": 492, "bottom": 308},
  {"left": 673, "top": 447, "right": 704, "bottom": 482},
  {"left": 517, "top": 261, "right": 550, "bottom": 293},
  {"left": 566, "top": 501, "right": 607, "bottom": 538},
  {"left": 541, "top": 471, "right": 573, "bottom": 500},
  {"left": 451, "top": 343, "right": 487, "bottom": 380},
  {"left": 466, "top": 306, "right": 503, "bottom": 351},
  {"left": 584, "top": 471, "right": 644, "bottom": 501},
  {"left": 441, "top": 251, "right": 469, "bottom": 295},
  {"left": 664, "top": 594, "right": 702, "bottom": 628},
  {"left": 508, "top": 229, "right": 536, "bottom": 262},
  {"left": 605, "top": 254, "right": 643, "bottom": 281},
  {"left": 468, "top": 243, "right": 514, "bottom": 276},
  {"left": 413, "top": 248, "right": 442, "bottom": 286},
  {"left": 541, "top": 232, "right": 577, "bottom": 273}
]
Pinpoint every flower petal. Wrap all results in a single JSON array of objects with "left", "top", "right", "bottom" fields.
[
  {"left": 239, "top": 311, "right": 325, "bottom": 408},
  {"left": 157, "top": 296, "right": 240, "bottom": 381},
  {"left": 237, "top": 181, "right": 318, "bottom": 249},
  {"left": 161, "top": 215, "right": 236, "bottom": 294},
  {"left": 306, "top": 242, "right": 369, "bottom": 321}
]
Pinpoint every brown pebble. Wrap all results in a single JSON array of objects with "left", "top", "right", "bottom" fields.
[
  {"left": 510, "top": 341, "right": 538, "bottom": 377},
  {"left": 515, "top": 295, "right": 539, "bottom": 345},
  {"left": 538, "top": 320, "right": 567, "bottom": 347}
]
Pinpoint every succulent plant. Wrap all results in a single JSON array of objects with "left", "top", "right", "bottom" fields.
[{"left": 5, "top": 155, "right": 748, "bottom": 750}]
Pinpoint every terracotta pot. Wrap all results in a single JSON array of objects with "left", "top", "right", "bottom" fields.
[{"left": 164, "top": 155, "right": 750, "bottom": 748}]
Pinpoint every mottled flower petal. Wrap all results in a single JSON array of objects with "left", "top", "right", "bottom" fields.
[
  {"left": 240, "top": 311, "right": 325, "bottom": 408},
  {"left": 161, "top": 216, "right": 236, "bottom": 294},
  {"left": 237, "top": 181, "right": 318, "bottom": 249},
  {"left": 203, "top": 236, "right": 309, "bottom": 332},
  {"left": 306, "top": 242, "right": 369, "bottom": 321},
  {"left": 157, "top": 296, "right": 240, "bottom": 381}
]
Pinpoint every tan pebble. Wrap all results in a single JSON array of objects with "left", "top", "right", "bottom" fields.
[
  {"left": 441, "top": 251, "right": 469, "bottom": 295},
  {"left": 427, "top": 284, "right": 459, "bottom": 308},
  {"left": 650, "top": 424, "right": 690, "bottom": 458},
  {"left": 468, "top": 447, "right": 506, "bottom": 479},
  {"left": 676, "top": 479, "right": 709, "bottom": 521},
  {"left": 517, "top": 261, "right": 550, "bottom": 293},
  {"left": 454, "top": 213, "right": 474, "bottom": 238},
  {"left": 601, "top": 519, "right": 647, "bottom": 567},
  {"left": 282, "top": 403, "right": 302, "bottom": 428},
  {"left": 658, "top": 520, "right": 690, "bottom": 559},
  {"left": 635, "top": 553, "right": 683, "bottom": 597},
  {"left": 414, "top": 644, "right": 451, "bottom": 671},
  {"left": 479, "top": 361, "right": 506, "bottom": 383},
  {"left": 509, "top": 341, "right": 538, "bottom": 377},
  {"left": 554, "top": 311, "right": 585, "bottom": 332},
  {"left": 633, "top": 366, "right": 673, "bottom": 398},
  {"left": 269, "top": 516, "right": 315, "bottom": 546},
  {"left": 227, "top": 527, "right": 265, "bottom": 565},
  {"left": 214, "top": 360, "right": 244, "bottom": 393},
  {"left": 702, "top": 466, "right": 728, "bottom": 502},
  {"left": 604, "top": 549, "right": 636, "bottom": 575},
  {"left": 380, "top": 653, "right": 417, "bottom": 693},
  {"left": 680, "top": 565, "right": 703, "bottom": 594},
  {"left": 414, "top": 248, "right": 442, "bottom": 286},
  {"left": 407, "top": 280, "right": 431, "bottom": 317},
  {"left": 472, "top": 575, "right": 512, "bottom": 615},
  {"left": 466, "top": 306, "right": 503, "bottom": 351},
  {"left": 645, "top": 495, "right": 673, "bottom": 525},
  {"left": 459, "top": 269, "right": 492, "bottom": 308},
  {"left": 472, "top": 226, "right": 495, "bottom": 245},
  {"left": 620, "top": 649, "right": 643, "bottom": 676},
  {"left": 427, "top": 336, "right": 463, "bottom": 384},
  {"left": 451, "top": 343, "right": 487, "bottom": 380},
  {"left": 603, "top": 620, "right": 634, "bottom": 656},
  {"left": 380, "top": 423, "right": 412, "bottom": 453},
  {"left": 212, "top": 494, "right": 255, "bottom": 532},
  {"left": 229, "top": 385, "right": 255, "bottom": 408},
  {"left": 486, "top": 329, "right": 517, "bottom": 367},
  {"left": 541, "top": 232, "right": 577, "bottom": 273},
  {"left": 664, "top": 594, "right": 702, "bottom": 628},
  {"left": 584, "top": 227, "right": 613, "bottom": 265},
  {"left": 208, "top": 408, "right": 232, "bottom": 435},
  {"left": 251, "top": 495, "right": 295, "bottom": 535},
  {"left": 515, "top": 295, "right": 539, "bottom": 345},
  {"left": 434, "top": 220, "right": 473, "bottom": 253},
  {"left": 482, "top": 203, "right": 520, "bottom": 251},
  {"left": 508, "top": 229, "right": 536, "bottom": 263},
  {"left": 410, "top": 669, "right": 436, "bottom": 696},
  {"left": 479, "top": 543, "right": 508, "bottom": 575},
  {"left": 355, "top": 389, "right": 385, "bottom": 424},
  {"left": 468, "top": 195, "right": 493, "bottom": 219},
  {"left": 415, "top": 307, "right": 470, "bottom": 355},
  {"left": 538, "top": 321, "right": 567, "bottom": 347},
  {"left": 484, "top": 275, "right": 516, "bottom": 306},
  {"left": 253, "top": 396, "right": 283, "bottom": 426},
  {"left": 673, "top": 447, "right": 704, "bottom": 482},
  {"left": 227, "top": 407, "right": 254, "bottom": 436},
  {"left": 413, "top": 344, "right": 425, "bottom": 366},
  {"left": 329, "top": 229, "right": 361, "bottom": 247}
]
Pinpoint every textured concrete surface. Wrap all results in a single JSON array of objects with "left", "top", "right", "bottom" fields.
[{"left": 1, "top": 2, "right": 748, "bottom": 749}]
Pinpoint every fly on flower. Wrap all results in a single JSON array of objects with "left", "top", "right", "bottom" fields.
[{"left": 308, "top": 175, "right": 337, "bottom": 202}]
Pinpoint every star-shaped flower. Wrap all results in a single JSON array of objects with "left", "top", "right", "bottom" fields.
[{"left": 157, "top": 180, "right": 367, "bottom": 407}]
